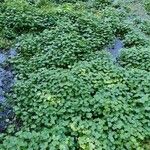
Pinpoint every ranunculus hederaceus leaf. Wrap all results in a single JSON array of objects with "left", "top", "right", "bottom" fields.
[{"left": 0, "top": 0, "right": 150, "bottom": 149}]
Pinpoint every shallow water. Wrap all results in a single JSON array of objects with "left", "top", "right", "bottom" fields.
[
  {"left": 0, "top": 54, "right": 7, "bottom": 64},
  {"left": 107, "top": 38, "right": 124, "bottom": 61},
  {"left": 0, "top": 48, "right": 17, "bottom": 132}
]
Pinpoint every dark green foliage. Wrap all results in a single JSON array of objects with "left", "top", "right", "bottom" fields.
[
  {"left": 119, "top": 47, "right": 150, "bottom": 72},
  {"left": 139, "top": 20, "right": 150, "bottom": 35},
  {"left": 16, "top": 14, "right": 115, "bottom": 56},
  {"left": 10, "top": 10, "right": 117, "bottom": 72},
  {"left": 1, "top": 51, "right": 150, "bottom": 149},
  {"left": 0, "top": 1, "right": 56, "bottom": 35},
  {"left": 0, "top": 37, "right": 13, "bottom": 49},
  {"left": 144, "top": 0, "right": 150, "bottom": 13},
  {"left": 0, "top": 0, "right": 150, "bottom": 149},
  {"left": 0, "top": 0, "right": 117, "bottom": 49},
  {"left": 123, "top": 29, "right": 149, "bottom": 47},
  {"left": 113, "top": 18, "right": 150, "bottom": 47}
]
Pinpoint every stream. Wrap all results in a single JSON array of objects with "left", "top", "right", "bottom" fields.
[{"left": 0, "top": 48, "right": 17, "bottom": 133}]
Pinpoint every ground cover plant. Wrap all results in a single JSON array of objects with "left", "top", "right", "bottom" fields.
[{"left": 0, "top": 0, "right": 150, "bottom": 149}]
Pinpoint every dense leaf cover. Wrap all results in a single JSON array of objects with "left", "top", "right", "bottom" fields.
[{"left": 0, "top": 0, "right": 150, "bottom": 149}]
